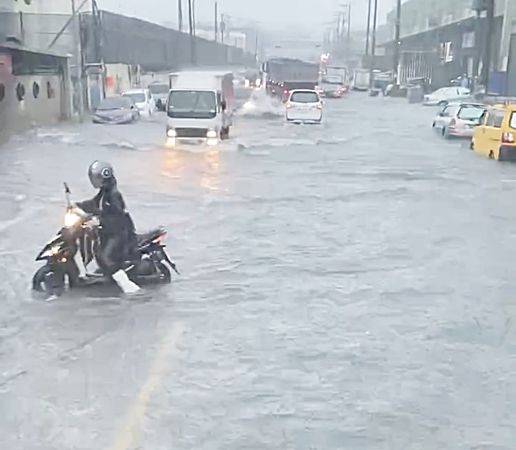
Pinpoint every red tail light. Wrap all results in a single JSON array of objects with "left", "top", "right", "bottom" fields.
[{"left": 502, "top": 132, "right": 515, "bottom": 143}]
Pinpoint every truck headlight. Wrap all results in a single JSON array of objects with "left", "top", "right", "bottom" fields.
[
  {"left": 206, "top": 130, "right": 218, "bottom": 138},
  {"left": 167, "top": 129, "right": 176, "bottom": 138}
]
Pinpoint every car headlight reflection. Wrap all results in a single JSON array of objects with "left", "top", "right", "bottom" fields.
[
  {"left": 167, "top": 129, "right": 177, "bottom": 138},
  {"left": 206, "top": 129, "right": 218, "bottom": 138}
]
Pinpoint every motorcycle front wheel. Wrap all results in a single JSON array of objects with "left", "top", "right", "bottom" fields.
[
  {"left": 32, "top": 265, "right": 65, "bottom": 297},
  {"left": 156, "top": 262, "right": 172, "bottom": 283}
]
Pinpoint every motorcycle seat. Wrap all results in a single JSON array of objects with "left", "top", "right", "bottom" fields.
[{"left": 137, "top": 228, "right": 165, "bottom": 246}]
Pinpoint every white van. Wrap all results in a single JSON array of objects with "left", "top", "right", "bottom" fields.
[
  {"left": 166, "top": 71, "right": 234, "bottom": 146},
  {"left": 286, "top": 89, "right": 323, "bottom": 124}
]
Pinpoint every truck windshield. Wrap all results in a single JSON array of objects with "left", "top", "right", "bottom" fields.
[
  {"left": 167, "top": 91, "right": 217, "bottom": 119},
  {"left": 323, "top": 76, "right": 342, "bottom": 85}
]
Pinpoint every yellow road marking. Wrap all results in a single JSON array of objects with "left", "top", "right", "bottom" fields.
[{"left": 108, "top": 322, "right": 184, "bottom": 450}]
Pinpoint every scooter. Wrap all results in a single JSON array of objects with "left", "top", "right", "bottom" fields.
[{"left": 32, "top": 183, "right": 178, "bottom": 297}]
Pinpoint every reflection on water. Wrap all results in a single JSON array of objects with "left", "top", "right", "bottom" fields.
[
  {"left": 200, "top": 148, "right": 221, "bottom": 192},
  {"left": 161, "top": 149, "right": 185, "bottom": 179}
]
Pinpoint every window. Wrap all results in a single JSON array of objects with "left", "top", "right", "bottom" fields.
[
  {"left": 47, "top": 81, "right": 55, "bottom": 99},
  {"left": 97, "top": 96, "right": 133, "bottom": 110},
  {"left": 441, "top": 105, "right": 459, "bottom": 117},
  {"left": 32, "top": 81, "right": 40, "bottom": 99},
  {"left": 494, "top": 112, "right": 504, "bottom": 128},
  {"left": 167, "top": 90, "right": 217, "bottom": 119},
  {"left": 486, "top": 111, "right": 504, "bottom": 128},
  {"left": 123, "top": 92, "right": 146, "bottom": 103},
  {"left": 16, "top": 83, "right": 25, "bottom": 101},
  {"left": 290, "top": 91, "right": 320, "bottom": 103},
  {"left": 148, "top": 83, "right": 169, "bottom": 95},
  {"left": 0, "top": 83, "right": 4, "bottom": 102},
  {"left": 510, "top": 113, "right": 516, "bottom": 130},
  {"left": 457, "top": 106, "right": 485, "bottom": 121}
]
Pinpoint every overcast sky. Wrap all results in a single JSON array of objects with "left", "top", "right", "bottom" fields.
[{"left": 98, "top": 0, "right": 396, "bottom": 31}]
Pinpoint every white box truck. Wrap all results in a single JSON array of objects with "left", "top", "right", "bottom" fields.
[
  {"left": 166, "top": 71, "right": 234, "bottom": 147},
  {"left": 351, "top": 69, "right": 370, "bottom": 91}
]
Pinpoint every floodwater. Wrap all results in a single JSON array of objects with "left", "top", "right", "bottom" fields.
[{"left": 1, "top": 91, "right": 515, "bottom": 449}]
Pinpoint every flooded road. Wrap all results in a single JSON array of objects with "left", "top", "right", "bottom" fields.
[{"left": 1, "top": 93, "right": 516, "bottom": 449}]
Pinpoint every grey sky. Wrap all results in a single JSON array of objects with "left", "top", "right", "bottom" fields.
[{"left": 98, "top": 0, "right": 395, "bottom": 30}]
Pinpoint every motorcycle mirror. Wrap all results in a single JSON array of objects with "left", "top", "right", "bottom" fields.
[{"left": 64, "top": 182, "right": 71, "bottom": 194}]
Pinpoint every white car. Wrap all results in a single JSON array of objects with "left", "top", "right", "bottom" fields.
[
  {"left": 432, "top": 102, "right": 486, "bottom": 139},
  {"left": 423, "top": 86, "right": 471, "bottom": 106},
  {"left": 122, "top": 88, "right": 156, "bottom": 116},
  {"left": 286, "top": 89, "right": 323, "bottom": 124}
]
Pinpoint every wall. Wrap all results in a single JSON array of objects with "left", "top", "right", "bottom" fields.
[
  {"left": 383, "top": 0, "right": 505, "bottom": 43},
  {"left": 0, "top": 73, "right": 64, "bottom": 138},
  {"left": 508, "top": 33, "right": 516, "bottom": 95},
  {"left": 0, "top": 11, "right": 74, "bottom": 55},
  {"left": 81, "top": 11, "right": 253, "bottom": 72},
  {"left": 382, "top": 15, "right": 503, "bottom": 88}
]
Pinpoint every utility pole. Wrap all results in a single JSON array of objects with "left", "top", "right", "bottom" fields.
[
  {"left": 393, "top": 0, "right": 402, "bottom": 85},
  {"left": 214, "top": 1, "right": 218, "bottom": 42},
  {"left": 347, "top": 4, "right": 351, "bottom": 47},
  {"left": 254, "top": 32, "right": 259, "bottom": 60},
  {"left": 192, "top": 0, "right": 196, "bottom": 36},
  {"left": 369, "top": 0, "right": 378, "bottom": 89},
  {"left": 178, "top": 0, "right": 183, "bottom": 32},
  {"left": 71, "top": 0, "right": 84, "bottom": 118},
  {"left": 187, "top": 0, "right": 195, "bottom": 64},
  {"left": 221, "top": 13, "right": 225, "bottom": 43},
  {"left": 499, "top": 0, "right": 516, "bottom": 71},
  {"left": 482, "top": 0, "right": 494, "bottom": 90},
  {"left": 365, "top": 0, "right": 372, "bottom": 56}
]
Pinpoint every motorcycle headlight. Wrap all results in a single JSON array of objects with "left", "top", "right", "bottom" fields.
[
  {"left": 167, "top": 128, "right": 177, "bottom": 138},
  {"left": 207, "top": 129, "right": 218, "bottom": 138},
  {"left": 64, "top": 211, "right": 81, "bottom": 228},
  {"left": 42, "top": 245, "right": 61, "bottom": 257}
]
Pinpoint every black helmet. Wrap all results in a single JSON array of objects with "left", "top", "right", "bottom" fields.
[{"left": 88, "top": 160, "right": 114, "bottom": 189}]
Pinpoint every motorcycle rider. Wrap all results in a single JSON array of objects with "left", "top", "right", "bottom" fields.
[{"left": 76, "top": 161, "right": 140, "bottom": 294}]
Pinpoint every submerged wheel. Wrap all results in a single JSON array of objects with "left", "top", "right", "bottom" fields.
[
  {"left": 32, "top": 265, "right": 65, "bottom": 297},
  {"left": 489, "top": 150, "right": 495, "bottom": 159}
]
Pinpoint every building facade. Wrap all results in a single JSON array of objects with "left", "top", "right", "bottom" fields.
[{"left": 381, "top": 0, "right": 515, "bottom": 93}]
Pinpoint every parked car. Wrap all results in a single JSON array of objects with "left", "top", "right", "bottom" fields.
[
  {"left": 148, "top": 82, "right": 169, "bottom": 111},
  {"left": 423, "top": 87, "right": 471, "bottom": 106},
  {"left": 472, "top": 104, "right": 516, "bottom": 161},
  {"left": 432, "top": 102, "right": 486, "bottom": 138},
  {"left": 122, "top": 88, "right": 155, "bottom": 116},
  {"left": 92, "top": 96, "right": 140, "bottom": 124},
  {"left": 285, "top": 89, "right": 323, "bottom": 124}
]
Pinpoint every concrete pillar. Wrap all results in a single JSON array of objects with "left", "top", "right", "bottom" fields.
[{"left": 499, "top": 0, "right": 516, "bottom": 71}]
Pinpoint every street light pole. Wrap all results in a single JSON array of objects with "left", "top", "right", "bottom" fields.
[
  {"left": 214, "top": 1, "right": 218, "bottom": 42},
  {"left": 393, "top": 0, "right": 402, "bottom": 85},
  {"left": 365, "top": 0, "right": 372, "bottom": 56},
  {"left": 178, "top": 0, "right": 183, "bottom": 32},
  {"left": 187, "top": 0, "right": 196, "bottom": 64},
  {"left": 369, "top": 0, "right": 378, "bottom": 89},
  {"left": 482, "top": 0, "right": 494, "bottom": 90},
  {"left": 71, "top": 0, "right": 84, "bottom": 118}
]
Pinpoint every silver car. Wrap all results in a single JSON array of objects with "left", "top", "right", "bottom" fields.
[
  {"left": 432, "top": 102, "right": 486, "bottom": 139},
  {"left": 423, "top": 86, "right": 472, "bottom": 106}
]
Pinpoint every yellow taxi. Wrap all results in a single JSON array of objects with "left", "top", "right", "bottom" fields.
[{"left": 472, "top": 104, "right": 516, "bottom": 161}]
